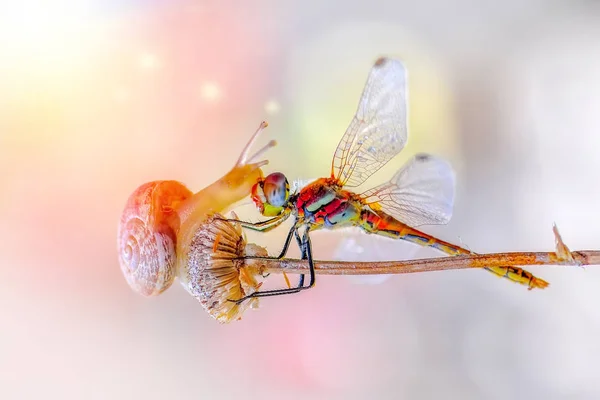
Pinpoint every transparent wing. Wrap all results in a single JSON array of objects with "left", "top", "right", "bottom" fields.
[
  {"left": 361, "top": 154, "right": 455, "bottom": 227},
  {"left": 333, "top": 232, "right": 420, "bottom": 285},
  {"left": 290, "top": 177, "right": 317, "bottom": 194},
  {"left": 331, "top": 57, "right": 408, "bottom": 188}
]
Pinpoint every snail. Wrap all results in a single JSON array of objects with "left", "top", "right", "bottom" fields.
[{"left": 117, "top": 122, "right": 275, "bottom": 318}]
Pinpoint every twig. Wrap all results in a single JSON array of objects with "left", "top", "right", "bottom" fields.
[
  {"left": 255, "top": 225, "right": 597, "bottom": 276},
  {"left": 261, "top": 250, "right": 597, "bottom": 275}
]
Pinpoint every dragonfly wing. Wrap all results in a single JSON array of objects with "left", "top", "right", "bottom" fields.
[
  {"left": 333, "top": 232, "right": 420, "bottom": 285},
  {"left": 332, "top": 58, "right": 408, "bottom": 188},
  {"left": 361, "top": 153, "right": 455, "bottom": 227},
  {"left": 290, "top": 177, "right": 318, "bottom": 194}
]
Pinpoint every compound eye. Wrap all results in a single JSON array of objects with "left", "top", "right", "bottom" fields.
[
  {"left": 263, "top": 172, "right": 289, "bottom": 207},
  {"left": 250, "top": 181, "right": 266, "bottom": 213}
]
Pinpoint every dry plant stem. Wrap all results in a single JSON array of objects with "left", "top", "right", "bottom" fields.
[{"left": 254, "top": 250, "right": 599, "bottom": 276}]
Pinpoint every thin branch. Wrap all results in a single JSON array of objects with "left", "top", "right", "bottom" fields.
[
  {"left": 259, "top": 250, "right": 598, "bottom": 275},
  {"left": 252, "top": 225, "right": 598, "bottom": 276}
]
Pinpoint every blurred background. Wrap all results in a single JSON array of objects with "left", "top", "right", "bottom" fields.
[{"left": 2, "top": 1, "right": 600, "bottom": 399}]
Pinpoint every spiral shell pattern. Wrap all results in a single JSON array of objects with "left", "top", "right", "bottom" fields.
[{"left": 117, "top": 181, "right": 192, "bottom": 296}]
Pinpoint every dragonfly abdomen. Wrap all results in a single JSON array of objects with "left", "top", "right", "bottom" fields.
[
  {"left": 358, "top": 209, "right": 468, "bottom": 254},
  {"left": 358, "top": 210, "right": 548, "bottom": 289}
]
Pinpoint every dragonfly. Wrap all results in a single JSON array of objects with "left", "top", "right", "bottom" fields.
[{"left": 223, "top": 57, "right": 549, "bottom": 303}]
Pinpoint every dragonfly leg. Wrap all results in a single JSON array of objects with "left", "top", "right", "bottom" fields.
[
  {"left": 240, "top": 224, "right": 296, "bottom": 262},
  {"left": 294, "top": 229, "right": 305, "bottom": 287},
  {"left": 228, "top": 229, "right": 316, "bottom": 304},
  {"left": 215, "top": 215, "right": 286, "bottom": 233},
  {"left": 300, "top": 229, "right": 316, "bottom": 289}
]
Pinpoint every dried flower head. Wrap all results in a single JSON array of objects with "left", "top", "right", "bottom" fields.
[{"left": 179, "top": 213, "right": 268, "bottom": 323}]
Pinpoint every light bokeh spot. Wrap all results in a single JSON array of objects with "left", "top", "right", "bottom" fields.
[{"left": 199, "top": 81, "right": 223, "bottom": 102}]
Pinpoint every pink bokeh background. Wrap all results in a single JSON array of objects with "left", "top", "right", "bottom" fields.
[{"left": 2, "top": 1, "right": 600, "bottom": 399}]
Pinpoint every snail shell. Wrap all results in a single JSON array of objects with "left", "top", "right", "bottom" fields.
[{"left": 117, "top": 180, "right": 192, "bottom": 296}]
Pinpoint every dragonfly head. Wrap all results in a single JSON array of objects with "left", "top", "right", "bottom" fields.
[{"left": 251, "top": 172, "right": 290, "bottom": 216}]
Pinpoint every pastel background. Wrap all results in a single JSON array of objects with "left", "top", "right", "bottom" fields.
[{"left": 2, "top": 1, "right": 600, "bottom": 399}]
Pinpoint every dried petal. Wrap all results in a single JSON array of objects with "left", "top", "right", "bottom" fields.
[{"left": 179, "top": 214, "right": 267, "bottom": 323}]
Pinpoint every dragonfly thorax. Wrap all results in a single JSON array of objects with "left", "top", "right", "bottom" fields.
[{"left": 251, "top": 172, "right": 290, "bottom": 216}]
